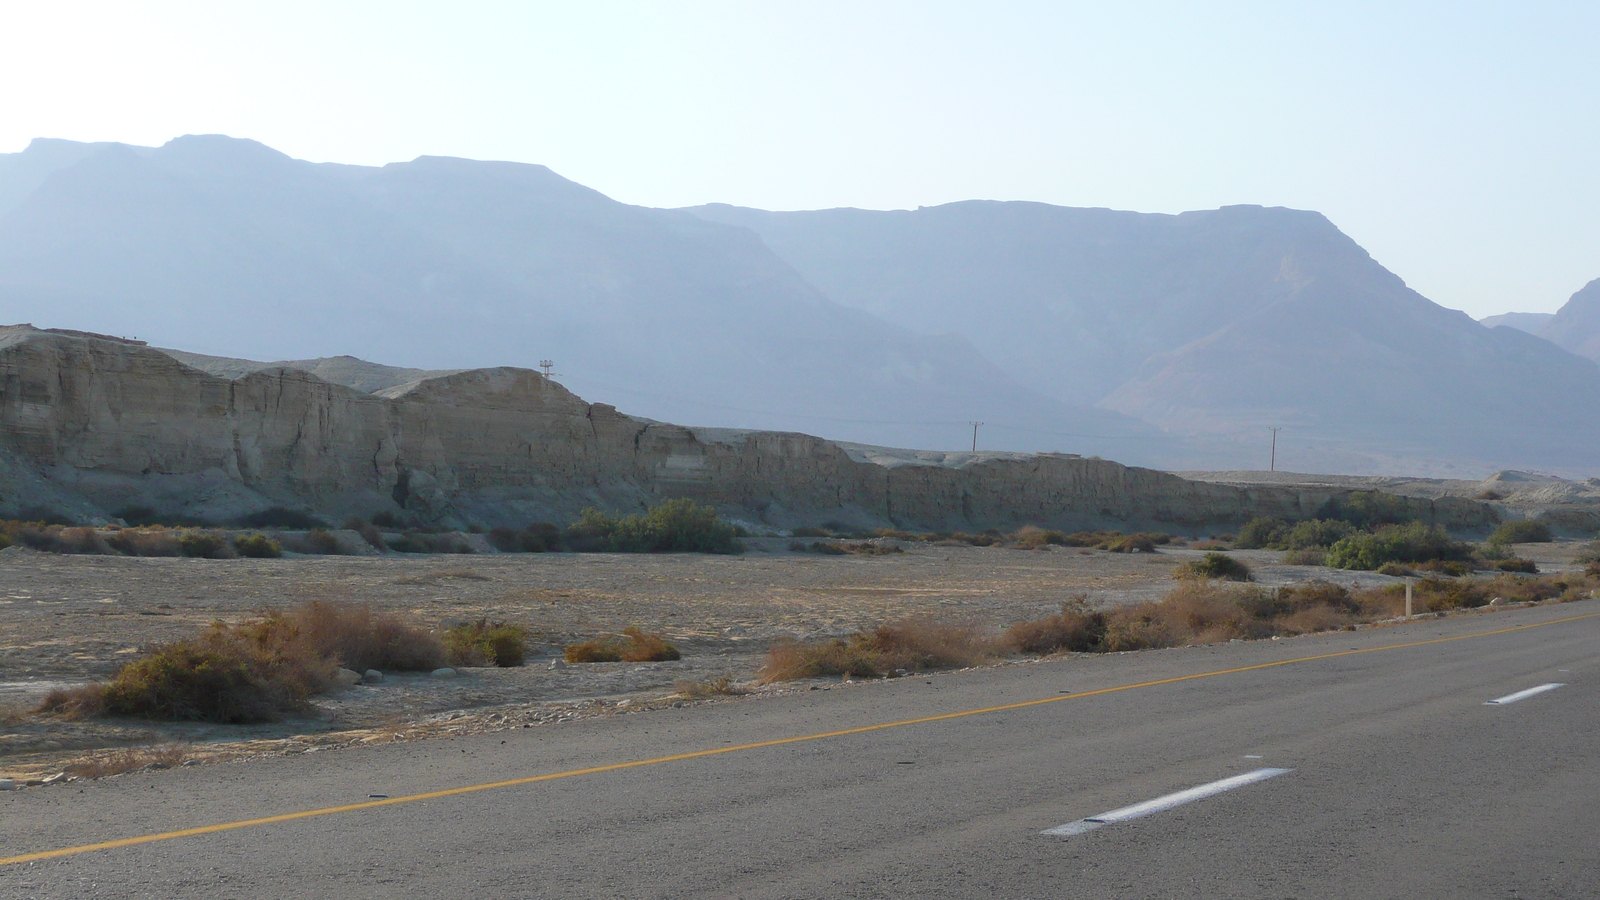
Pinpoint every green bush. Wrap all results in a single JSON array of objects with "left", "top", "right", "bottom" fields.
[
  {"left": 1282, "top": 519, "right": 1357, "bottom": 549},
  {"left": 1490, "top": 520, "right": 1553, "bottom": 545},
  {"left": 444, "top": 619, "right": 528, "bottom": 667},
  {"left": 234, "top": 534, "right": 283, "bottom": 558},
  {"left": 1281, "top": 547, "right": 1329, "bottom": 566},
  {"left": 1176, "top": 552, "right": 1254, "bottom": 582},
  {"left": 1325, "top": 522, "right": 1474, "bottom": 570},
  {"left": 564, "top": 500, "right": 742, "bottom": 554},
  {"left": 1319, "top": 491, "right": 1420, "bottom": 528},
  {"left": 179, "top": 531, "right": 234, "bottom": 559},
  {"left": 1235, "top": 518, "right": 1289, "bottom": 549}
]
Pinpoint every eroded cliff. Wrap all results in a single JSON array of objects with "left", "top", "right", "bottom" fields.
[{"left": 0, "top": 326, "right": 1499, "bottom": 534}]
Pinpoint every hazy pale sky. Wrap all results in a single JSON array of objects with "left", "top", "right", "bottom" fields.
[{"left": 4, "top": 1, "right": 1595, "bottom": 317}]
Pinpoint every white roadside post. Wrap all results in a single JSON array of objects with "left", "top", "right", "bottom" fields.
[{"left": 1405, "top": 576, "right": 1414, "bottom": 619}]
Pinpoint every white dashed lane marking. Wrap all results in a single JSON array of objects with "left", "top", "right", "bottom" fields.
[
  {"left": 1484, "top": 683, "right": 1565, "bottom": 705},
  {"left": 1043, "top": 768, "right": 1293, "bottom": 837}
]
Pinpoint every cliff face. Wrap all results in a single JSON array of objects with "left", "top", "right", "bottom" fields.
[{"left": 0, "top": 326, "right": 1499, "bottom": 534}]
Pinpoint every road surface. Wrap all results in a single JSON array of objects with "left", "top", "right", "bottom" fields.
[{"left": 2, "top": 600, "right": 1595, "bottom": 899}]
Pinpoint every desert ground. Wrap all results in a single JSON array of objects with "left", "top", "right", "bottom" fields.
[{"left": 0, "top": 537, "right": 1586, "bottom": 783}]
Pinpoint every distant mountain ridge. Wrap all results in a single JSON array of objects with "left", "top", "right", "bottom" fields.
[
  {"left": 1, "top": 134, "right": 1596, "bottom": 475},
  {"left": 1535, "top": 278, "right": 1600, "bottom": 363},
  {"left": 1480, "top": 311, "right": 1554, "bottom": 333},
  {"left": 688, "top": 202, "right": 1600, "bottom": 473},
  {"left": 0, "top": 135, "right": 1154, "bottom": 459}
]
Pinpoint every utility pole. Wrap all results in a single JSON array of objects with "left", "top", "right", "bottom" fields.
[
  {"left": 970, "top": 422, "right": 983, "bottom": 453},
  {"left": 1268, "top": 427, "right": 1281, "bottom": 472}
]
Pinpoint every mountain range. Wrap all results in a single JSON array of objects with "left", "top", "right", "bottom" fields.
[
  {"left": 1, "top": 135, "right": 1596, "bottom": 476},
  {"left": 1480, "top": 279, "right": 1600, "bottom": 364}
]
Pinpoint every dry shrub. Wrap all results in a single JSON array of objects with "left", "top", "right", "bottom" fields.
[
  {"left": 759, "top": 617, "right": 996, "bottom": 682},
  {"left": 107, "top": 528, "right": 182, "bottom": 557},
  {"left": 178, "top": 531, "right": 234, "bottom": 559},
  {"left": 1351, "top": 572, "right": 1592, "bottom": 614},
  {"left": 1004, "top": 597, "right": 1105, "bottom": 653},
  {"left": 12, "top": 525, "right": 114, "bottom": 554},
  {"left": 38, "top": 601, "right": 444, "bottom": 724},
  {"left": 38, "top": 634, "right": 331, "bottom": 723},
  {"left": 1190, "top": 539, "right": 1230, "bottom": 551},
  {"left": 65, "top": 743, "right": 189, "bottom": 779},
  {"left": 35, "top": 684, "right": 110, "bottom": 720},
  {"left": 1012, "top": 526, "right": 1068, "bottom": 549},
  {"left": 1114, "top": 582, "right": 1259, "bottom": 647},
  {"left": 444, "top": 619, "right": 528, "bottom": 667},
  {"left": 1007, "top": 579, "right": 1367, "bottom": 655},
  {"left": 564, "top": 637, "right": 623, "bottom": 663},
  {"left": 1100, "top": 610, "right": 1182, "bottom": 652},
  {"left": 837, "top": 541, "right": 903, "bottom": 555},
  {"left": 1107, "top": 534, "right": 1158, "bottom": 553},
  {"left": 234, "top": 534, "right": 283, "bottom": 558},
  {"left": 565, "top": 628, "right": 681, "bottom": 663},
  {"left": 620, "top": 627, "right": 681, "bottom": 662},
  {"left": 675, "top": 676, "right": 748, "bottom": 699},
  {"left": 265, "top": 600, "right": 445, "bottom": 672},
  {"left": 1062, "top": 530, "right": 1122, "bottom": 547}
]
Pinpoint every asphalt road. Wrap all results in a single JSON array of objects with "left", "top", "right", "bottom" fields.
[{"left": 3, "top": 601, "right": 1596, "bottom": 899}]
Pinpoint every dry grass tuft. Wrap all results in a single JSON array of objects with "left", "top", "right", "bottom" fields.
[
  {"left": 675, "top": 676, "right": 749, "bottom": 699},
  {"left": 565, "top": 628, "right": 681, "bottom": 663},
  {"left": 65, "top": 743, "right": 190, "bottom": 779},
  {"left": 443, "top": 619, "right": 528, "bottom": 667},
  {"left": 759, "top": 617, "right": 998, "bottom": 682}
]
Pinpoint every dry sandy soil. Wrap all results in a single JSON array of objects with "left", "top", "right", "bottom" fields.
[{"left": 0, "top": 537, "right": 1585, "bottom": 783}]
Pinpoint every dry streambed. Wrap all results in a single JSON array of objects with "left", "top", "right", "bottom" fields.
[{"left": 1, "top": 538, "right": 1582, "bottom": 784}]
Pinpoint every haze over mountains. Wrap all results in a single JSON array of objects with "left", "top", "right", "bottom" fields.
[
  {"left": 1, "top": 135, "right": 1595, "bottom": 476},
  {"left": 692, "top": 203, "right": 1600, "bottom": 475}
]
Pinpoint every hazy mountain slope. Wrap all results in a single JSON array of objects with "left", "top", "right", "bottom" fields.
[
  {"left": 687, "top": 201, "right": 1600, "bottom": 471},
  {"left": 1537, "top": 278, "right": 1600, "bottom": 363},
  {"left": 158, "top": 349, "right": 463, "bottom": 394},
  {"left": 688, "top": 202, "right": 1369, "bottom": 404},
  {"left": 1103, "top": 271, "right": 1600, "bottom": 466},
  {"left": 0, "top": 135, "right": 1159, "bottom": 457},
  {"left": 1480, "top": 311, "right": 1554, "bottom": 333}
]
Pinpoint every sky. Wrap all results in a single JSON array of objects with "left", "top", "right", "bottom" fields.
[{"left": 3, "top": 1, "right": 1596, "bottom": 318}]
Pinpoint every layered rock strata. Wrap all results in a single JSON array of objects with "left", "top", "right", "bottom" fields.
[{"left": 0, "top": 326, "right": 1498, "bottom": 534}]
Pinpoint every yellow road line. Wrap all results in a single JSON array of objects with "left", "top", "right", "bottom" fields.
[{"left": 4, "top": 610, "right": 1595, "bottom": 867}]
